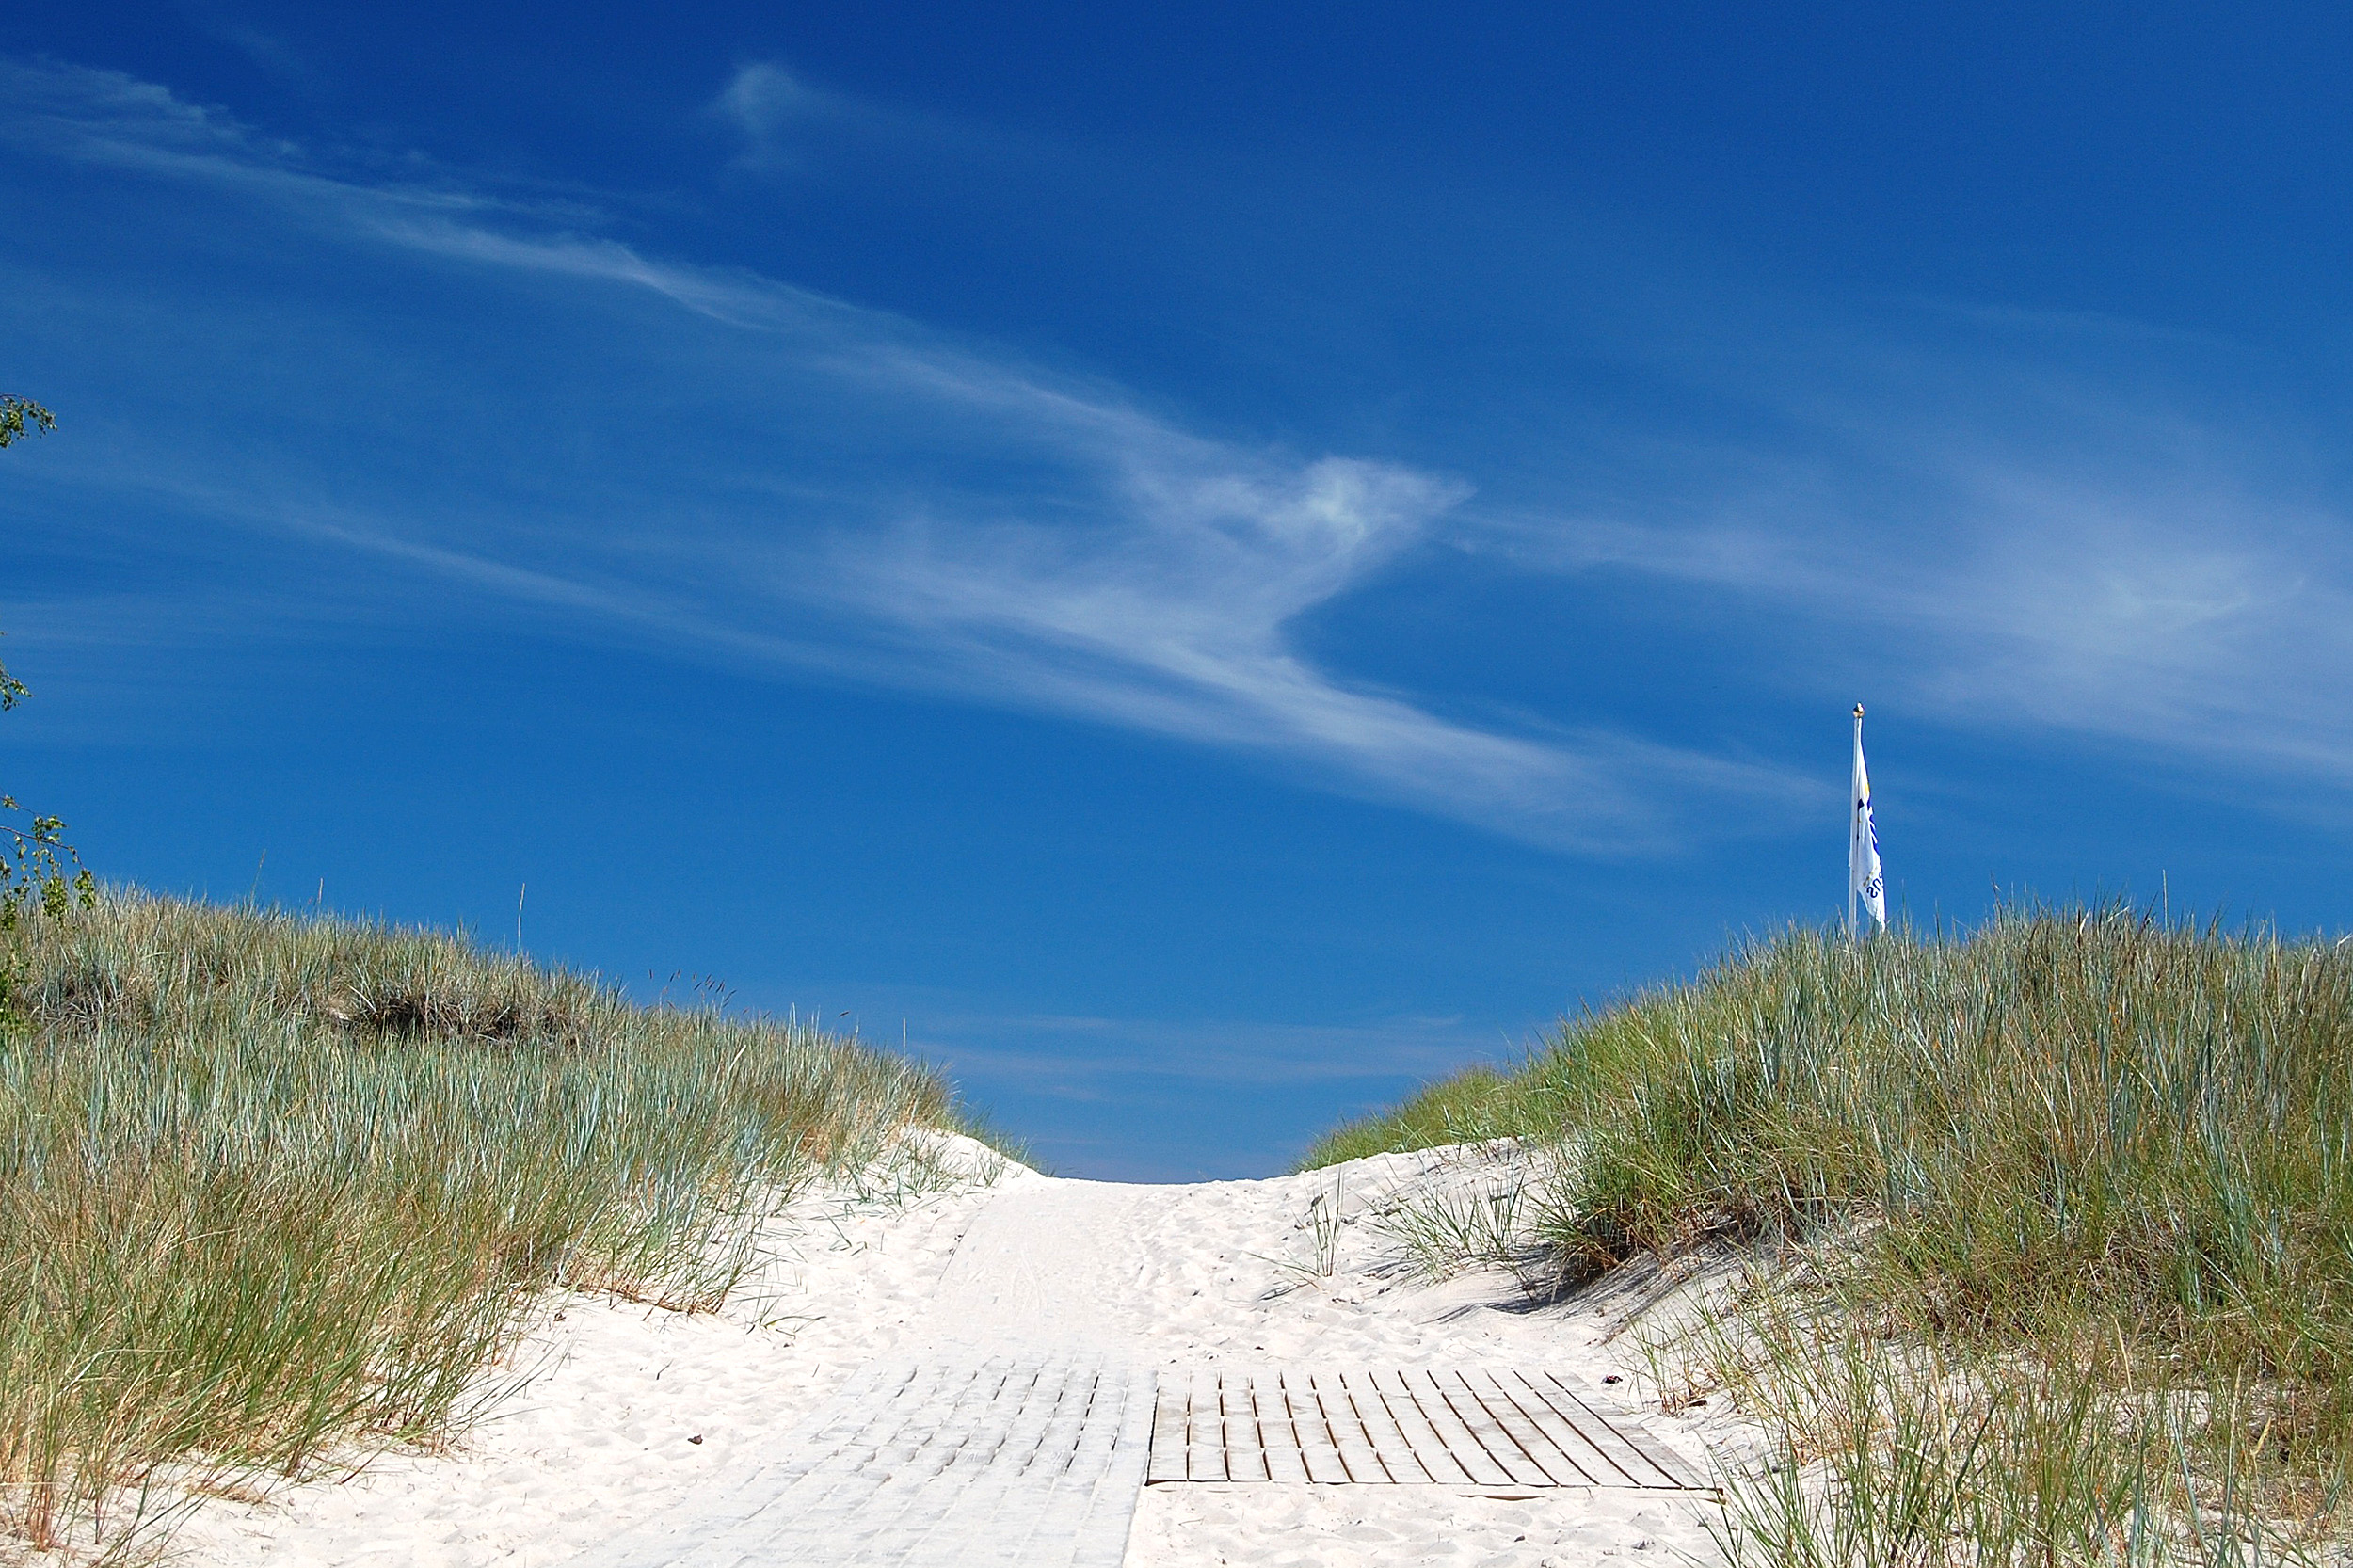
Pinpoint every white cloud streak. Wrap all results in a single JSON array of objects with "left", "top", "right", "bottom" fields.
[
  {"left": 1486, "top": 328, "right": 2353, "bottom": 792},
  {"left": 711, "top": 62, "right": 845, "bottom": 170},
  {"left": 1, "top": 56, "right": 1810, "bottom": 852},
  {"left": 706, "top": 57, "right": 1033, "bottom": 176},
  {"left": 43, "top": 53, "right": 2334, "bottom": 841}
]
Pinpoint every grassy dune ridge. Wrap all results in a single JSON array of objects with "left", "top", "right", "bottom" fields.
[
  {"left": 0, "top": 891, "right": 969, "bottom": 1554},
  {"left": 1307, "top": 905, "right": 2353, "bottom": 1562}
]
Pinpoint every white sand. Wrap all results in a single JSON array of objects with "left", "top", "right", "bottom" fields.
[{"left": 152, "top": 1138, "right": 1742, "bottom": 1568}]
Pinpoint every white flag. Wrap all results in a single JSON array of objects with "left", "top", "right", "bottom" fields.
[{"left": 1849, "top": 705, "right": 1886, "bottom": 934}]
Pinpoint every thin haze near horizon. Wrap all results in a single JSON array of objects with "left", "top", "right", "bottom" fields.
[{"left": 5, "top": 5, "right": 2352, "bottom": 1177}]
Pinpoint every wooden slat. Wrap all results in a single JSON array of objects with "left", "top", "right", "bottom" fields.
[
  {"left": 1255, "top": 1373, "right": 1313, "bottom": 1483},
  {"left": 1223, "top": 1375, "right": 1269, "bottom": 1481},
  {"left": 1379, "top": 1368, "right": 1480, "bottom": 1484},
  {"left": 1285, "top": 1374, "right": 1354, "bottom": 1484},
  {"left": 1273, "top": 1373, "right": 1353, "bottom": 1484},
  {"left": 1433, "top": 1368, "right": 1557, "bottom": 1487},
  {"left": 1349, "top": 1369, "right": 1449, "bottom": 1482},
  {"left": 1527, "top": 1371, "right": 1706, "bottom": 1489},
  {"left": 1482, "top": 1368, "right": 1625, "bottom": 1485},
  {"left": 1326, "top": 1371, "right": 1409, "bottom": 1482},
  {"left": 1404, "top": 1368, "right": 1529, "bottom": 1487},
  {"left": 1346, "top": 1365, "right": 1431, "bottom": 1478},
  {"left": 1380, "top": 1369, "right": 1495, "bottom": 1485},
  {"left": 1447, "top": 1368, "right": 1587, "bottom": 1487},
  {"left": 1311, "top": 1371, "right": 1397, "bottom": 1483},
  {"left": 1142, "top": 1366, "right": 1706, "bottom": 1491},
  {"left": 1186, "top": 1368, "right": 1221, "bottom": 1482},
  {"left": 1146, "top": 1376, "right": 1189, "bottom": 1482}
]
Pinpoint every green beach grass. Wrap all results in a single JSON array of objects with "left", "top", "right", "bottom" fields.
[
  {"left": 1307, "top": 904, "right": 2353, "bottom": 1564},
  {"left": 0, "top": 890, "right": 973, "bottom": 1556}
]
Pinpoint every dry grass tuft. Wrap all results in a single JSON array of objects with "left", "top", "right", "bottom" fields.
[{"left": 0, "top": 890, "right": 966, "bottom": 1558}]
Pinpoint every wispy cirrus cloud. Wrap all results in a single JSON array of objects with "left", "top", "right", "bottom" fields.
[
  {"left": 173, "top": 2, "right": 332, "bottom": 97},
  {"left": 28, "top": 52, "right": 2335, "bottom": 850},
  {"left": 706, "top": 57, "right": 1029, "bottom": 177},
  {"left": 0, "top": 56, "right": 1809, "bottom": 853},
  {"left": 710, "top": 62, "right": 848, "bottom": 170},
  {"left": 1481, "top": 315, "right": 2353, "bottom": 792}
]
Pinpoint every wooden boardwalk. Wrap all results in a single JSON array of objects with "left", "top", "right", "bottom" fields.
[
  {"left": 575, "top": 1356, "right": 1155, "bottom": 1568},
  {"left": 571, "top": 1359, "right": 1704, "bottom": 1566},
  {"left": 1144, "top": 1367, "right": 1705, "bottom": 1490}
]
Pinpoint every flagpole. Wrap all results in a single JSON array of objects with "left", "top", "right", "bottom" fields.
[{"left": 1849, "top": 704, "right": 1864, "bottom": 942}]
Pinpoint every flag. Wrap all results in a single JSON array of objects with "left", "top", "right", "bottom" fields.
[{"left": 1849, "top": 704, "right": 1886, "bottom": 934}]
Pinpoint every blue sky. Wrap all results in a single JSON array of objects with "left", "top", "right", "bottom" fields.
[{"left": 5, "top": 5, "right": 2352, "bottom": 1177}]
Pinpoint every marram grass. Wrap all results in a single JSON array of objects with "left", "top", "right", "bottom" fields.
[
  {"left": 0, "top": 891, "right": 966, "bottom": 1555},
  {"left": 1310, "top": 904, "right": 2353, "bottom": 1562}
]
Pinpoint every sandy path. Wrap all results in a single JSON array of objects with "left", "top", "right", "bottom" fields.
[
  {"left": 152, "top": 1142, "right": 1736, "bottom": 1568},
  {"left": 915, "top": 1180, "right": 1154, "bottom": 1355}
]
